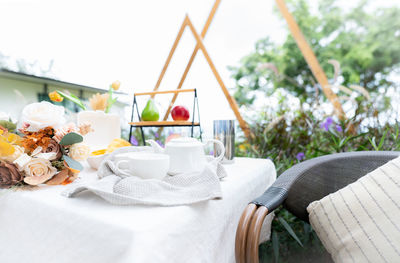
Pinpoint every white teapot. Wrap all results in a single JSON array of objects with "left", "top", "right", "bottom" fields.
[{"left": 147, "top": 137, "right": 225, "bottom": 175}]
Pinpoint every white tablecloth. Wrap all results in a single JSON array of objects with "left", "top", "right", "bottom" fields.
[{"left": 0, "top": 157, "right": 276, "bottom": 263}]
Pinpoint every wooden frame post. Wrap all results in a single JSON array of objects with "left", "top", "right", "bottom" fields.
[{"left": 275, "top": 0, "right": 346, "bottom": 120}]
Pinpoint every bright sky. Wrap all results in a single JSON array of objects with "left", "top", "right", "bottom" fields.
[
  {"left": 0, "top": 0, "right": 286, "bottom": 135},
  {"left": 0, "top": 0, "right": 398, "bottom": 136}
]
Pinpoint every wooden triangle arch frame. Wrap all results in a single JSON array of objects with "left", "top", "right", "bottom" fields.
[
  {"left": 151, "top": 0, "right": 251, "bottom": 139},
  {"left": 152, "top": 0, "right": 346, "bottom": 141}
]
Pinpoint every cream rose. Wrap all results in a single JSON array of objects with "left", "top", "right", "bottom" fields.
[
  {"left": 19, "top": 101, "right": 66, "bottom": 132},
  {"left": 23, "top": 157, "right": 57, "bottom": 185},
  {"left": 69, "top": 143, "right": 91, "bottom": 161},
  {"left": 0, "top": 145, "right": 24, "bottom": 163}
]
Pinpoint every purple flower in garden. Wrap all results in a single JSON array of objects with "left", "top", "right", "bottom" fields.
[
  {"left": 336, "top": 124, "right": 343, "bottom": 132},
  {"left": 156, "top": 140, "right": 164, "bottom": 147},
  {"left": 155, "top": 132, "right": 159, "bottom": 138},
  {"left": 209, "top": 150, "right": 214, "bottom": 156},
  {"left": 320, "top": 117, "right": 334, "bottom": 131},
  {"left": 296, "top": 152, "right": 305, "bottom": 161},
  {"left": 130, "top": 136, "right": 138, "bottom": 146}
]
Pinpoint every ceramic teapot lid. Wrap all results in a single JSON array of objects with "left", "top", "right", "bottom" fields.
[{"left": 167, "top": 137, "right": 203, "bottom": 147}]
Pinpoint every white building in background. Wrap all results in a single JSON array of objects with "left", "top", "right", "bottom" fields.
[{"left": 0, "top": 68, "right": 130, "bottom": 133}]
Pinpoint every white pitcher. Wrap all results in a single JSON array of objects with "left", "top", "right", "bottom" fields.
[{"left": 147, "top": 137, "right": 225, "bottom": 175}]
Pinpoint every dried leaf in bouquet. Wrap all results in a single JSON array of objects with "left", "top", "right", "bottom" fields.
[
  {"left": 21, "top": 127, "right": 55, "bottom": 153},
  {"left": 78, "top": 123, "right": 93, "bottom": 136},
  {"left": 46, "top": 168, "right": 70, "bottom": 185},
  {"left": 89, "top": 93, "right": 109, "bottom": 111}
]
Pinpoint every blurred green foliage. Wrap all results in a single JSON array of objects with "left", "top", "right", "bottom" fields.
[{"left": 229, "top": 0, "right": 400, "bottom": 106}]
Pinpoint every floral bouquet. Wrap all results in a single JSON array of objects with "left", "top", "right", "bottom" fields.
[{"left": 0, "top": 102, "right": 93, "bottom": 188}]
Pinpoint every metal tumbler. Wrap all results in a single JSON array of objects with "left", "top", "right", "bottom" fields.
[{"left": 213, "top": 120, "right": 235, "bottom": 164}]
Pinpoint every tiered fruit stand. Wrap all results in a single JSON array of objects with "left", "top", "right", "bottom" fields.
[{"left": 129, "top": 88, "right": 202, "bottom": 145}]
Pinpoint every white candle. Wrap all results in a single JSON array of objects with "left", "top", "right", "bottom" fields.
[{"left": 77, "top": 111, "right": 121, "bottom": 151}]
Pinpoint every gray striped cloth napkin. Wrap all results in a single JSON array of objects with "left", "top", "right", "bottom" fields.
[{"left": 62, "top": 146, "right": 227, "bottom": 206}]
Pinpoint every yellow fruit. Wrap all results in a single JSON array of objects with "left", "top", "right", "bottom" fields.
[
  {"left": 91, "top": 149, "right": 107, "bottom": 156},
  {"left": 106, "top": 138, "right": 131, "bottom": 153},
  {"left": 49, "top": 91, "right": 64, "bottom": 102}
]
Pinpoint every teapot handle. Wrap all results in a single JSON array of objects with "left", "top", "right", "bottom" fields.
[{"left": 205, "top": 139, "right": 225, "bottom": 163}]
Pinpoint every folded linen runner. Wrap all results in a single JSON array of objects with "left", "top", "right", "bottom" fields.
[{"left": 62, "top": 146, "right": 227, "bottom": 206}]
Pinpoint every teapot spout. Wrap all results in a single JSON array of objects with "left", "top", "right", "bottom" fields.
[{"left": 146, "top": 139, "right": 165, "bottom": 153}]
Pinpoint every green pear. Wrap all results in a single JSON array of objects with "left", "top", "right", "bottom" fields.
[{"left": 141, "top": 99, "right": 159, "bottom": 121}]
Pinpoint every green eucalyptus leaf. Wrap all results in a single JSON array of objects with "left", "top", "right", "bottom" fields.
[
  {"left": 278, "top": 217, "right": 303, "bottom": 247},
  {"left": 59, "top": 132, "right": 83, "bottom": 146},
  {"left": 63, "top": 155, "right": 84, "bottom": 171}
]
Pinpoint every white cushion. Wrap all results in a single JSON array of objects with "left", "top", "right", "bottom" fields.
[{"left": 307, "top": 156, "right": 400, "bottom": 263}]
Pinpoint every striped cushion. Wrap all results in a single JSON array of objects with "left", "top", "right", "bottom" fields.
[{"left": 307, "top": 156, "right": 400, "bottom": 263}]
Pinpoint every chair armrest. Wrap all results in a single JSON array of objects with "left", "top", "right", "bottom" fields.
[
  {"left": 234, "top": 170, "right": 296, "bottom": 263},
  {"left": 251, "top": 186, "right": 288, "bottom": 212},
  {"left": 236, "top": 151, "right": 400, "bottom": 263}
]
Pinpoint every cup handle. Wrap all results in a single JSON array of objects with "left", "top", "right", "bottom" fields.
[
  {"left": 206, "top": 139, "right": 225, "bottom": 163},
  {"left": 115, "top": 160, "right": 132, "bottom": 177}
]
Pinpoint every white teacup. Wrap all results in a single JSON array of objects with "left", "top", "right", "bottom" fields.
[{"left": 113, "top": 152, "right": 169, "bottom": 180}]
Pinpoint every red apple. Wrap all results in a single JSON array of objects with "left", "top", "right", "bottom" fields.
[{"left": 171, "top": 105, "right": 190, "bottom": 121}]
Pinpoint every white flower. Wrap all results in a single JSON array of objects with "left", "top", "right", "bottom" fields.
[
  {"left": 0, "top": 112, "right": 10, "bottom": 121},
  {"left": 19, "top": 101, "right": 66, "bottom": 132},
  {"left": 0, "top": 145, "right": 24, "bottom": 163},
  {"left": 23, "top": 157, "right": 57, "bottom": 185},
  {"left": 69, "top": 143, "right": 90, "bottom": 161}
]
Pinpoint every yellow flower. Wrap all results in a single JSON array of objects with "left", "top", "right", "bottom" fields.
[
  {"left": 0, "top": 131, "right": 23, "bottom": 158},
  {"left": 49, "top": 91, "right": 64, "bottom": 102},
  {"left": 89, "top": 93, "right": 109, "bottom": 111},
  {"left": 0, "top": 140, "right": 15, "bottom": 157},
  {"left": 0, "top": 145, "right": 24, "bottom": 162},
  {"left": 111, "top": 81, "right": 121, "bottom": 91},
  {"left": 238, "top": 144, "right": 248, "bottom": 151},
  {"left": 6, "top": 133, "right": 22, "bottom": 146}
]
